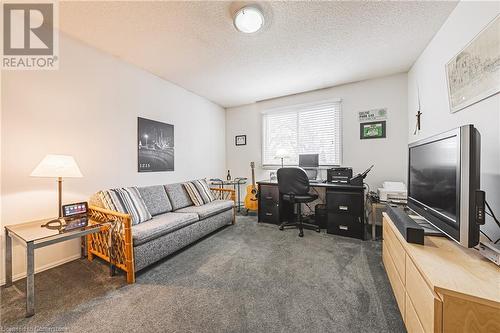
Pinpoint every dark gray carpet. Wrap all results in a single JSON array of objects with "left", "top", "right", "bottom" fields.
[{"left": 1, "top": 216, "right": 405, "bottom": 333}]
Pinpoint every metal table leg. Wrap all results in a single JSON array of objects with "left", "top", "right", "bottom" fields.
[
  {"left": 5, "top": 229, "right": 12, "bottom": 287},
  {"left": 372, "top": 205, "right": 376, "bottom": 241},
  {"left": 26, "top": 241, "right": 35, "bottom": 317}
]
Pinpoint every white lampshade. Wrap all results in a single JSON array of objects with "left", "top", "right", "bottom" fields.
[
  {"left": 275, "top": 148, "right": 289, "bottom": 159},
  {"left": 30, "top": 154, "right": 83, "bottom": 178},
  {"left": 233, "top": 6, "right": 264, "bottom": 34}
]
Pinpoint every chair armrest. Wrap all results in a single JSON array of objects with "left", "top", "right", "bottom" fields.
[
  {"left": 210, "top": 188, "right": 236, "bottom": 203},
  {"left": 210, "top": 188, "right": 237, "bottom": 225},
  {"left": 87, "top": 205, "right": 135, "bottom": 283}
]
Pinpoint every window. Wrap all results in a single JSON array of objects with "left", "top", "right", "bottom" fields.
[{"left": 262, "top": 99, "right": 342, "bottom": 167}]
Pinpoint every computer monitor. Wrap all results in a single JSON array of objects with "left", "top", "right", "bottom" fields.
[
  {"left": 299, "top": 154, "right": 319, "bottom": 168},
  {"left": 299, "top": 154, "right": 319, "bottom": 180}
]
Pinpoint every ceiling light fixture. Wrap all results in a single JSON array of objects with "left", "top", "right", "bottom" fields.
[{"left": 233, "top": 6, "right": 264, "bottom": 34}]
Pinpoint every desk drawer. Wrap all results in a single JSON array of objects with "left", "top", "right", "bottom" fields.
[
  {"left": 260, "top": 203, "right": 279, "bottom": 224},
  {"left": 406, "top": 292, "right": 425, "bottom": 333},
  {"left": 383, "top": 241, "right": 406, "bottom": 319},
  {"left": 327, "top": 213, "right": 363, "bottom": 239},
  {"left": 383, "top": 220, "right": 406, "bottom": 283},
  {"left": 406, "top": 256, "right": 442, "bottom": 333},
  {"left": 326, "top": 191, "right": 362, "bottom": 214},
  {"left": 259, "top": 185, "right": 279, "bottom": 202}
]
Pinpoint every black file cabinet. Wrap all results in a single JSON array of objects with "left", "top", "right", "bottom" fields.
[
  {"left": 258, "top": 184, "right": 280, "bottom": 224},
  {"left": 258, "top": 184, "right": 293, "bottom": 225},
  {"left": 326, "top": 189, "right": 365, "bottom": 240}
]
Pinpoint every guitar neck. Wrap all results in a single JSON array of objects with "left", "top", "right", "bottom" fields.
[{"left": 251, "top": 168, "right": 255, "bottom": 187}]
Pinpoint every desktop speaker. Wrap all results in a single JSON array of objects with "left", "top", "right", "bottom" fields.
[{"left": 386, "top": 206, "right": 424, "bottom": 245}]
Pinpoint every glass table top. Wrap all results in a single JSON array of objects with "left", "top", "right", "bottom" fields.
[{"left": 5, "top": 217, "right": 104, "bottom": 243}]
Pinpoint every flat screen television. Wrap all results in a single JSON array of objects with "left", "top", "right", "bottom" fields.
[{"left": 407, "top": 125, "right": 481, "bottom": 248}]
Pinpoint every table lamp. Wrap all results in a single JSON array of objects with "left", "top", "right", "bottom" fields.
[
  {"left": 30, "top": 154, "right": 83, "bottom": 218},
  {"left": 275, "top": 148, "right": 289, "bottom": 168}
]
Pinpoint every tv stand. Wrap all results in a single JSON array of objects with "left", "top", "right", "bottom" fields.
[
  {"left": 382, "top": 213, "right": 500, "bottom": 332},
  {"left": 407, "top": 213, "right": 445, "bottom": 237}
]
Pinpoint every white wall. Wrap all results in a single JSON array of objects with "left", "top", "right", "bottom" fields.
[
  {"left": 226, "top": 73, "right": 408, "bottom": 197},
  {"left": 407, "top": 1, "right": 500, "bottom": 240},
  {"left": 1, "top": 33, "right": 226, "bottom": 283}
]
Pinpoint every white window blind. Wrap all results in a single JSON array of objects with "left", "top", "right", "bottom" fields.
[{"left": 262, "top": 100, "right": 342, "bottom": 166}]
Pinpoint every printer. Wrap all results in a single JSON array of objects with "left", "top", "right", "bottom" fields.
[{"left": 377, "top": 182, "right": 407, "bottom": 203}]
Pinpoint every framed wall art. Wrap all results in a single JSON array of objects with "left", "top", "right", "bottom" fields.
[
  {"left": 446, "top": 16, "right": 500, "bottom": 113},
  {"left": 235, "top": 135, "right": 247, "bottom": 146},
  {"left": 138, "top": 117, "right": 174, "bottom": 172},
  {"left": 360, "top": 121, "right": 386, "bottom": 140}
]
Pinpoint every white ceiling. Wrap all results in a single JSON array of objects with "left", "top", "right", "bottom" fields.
[{"left": 59, "top": 1, "right": 457, "bottom": 108}]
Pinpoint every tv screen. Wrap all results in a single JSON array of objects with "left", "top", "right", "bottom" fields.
[
  {"left": 407, "top": 125, "right": 480, "bottom": 248},
  {"left": 409, "top": 135, "right": 458, "bottom": 225}
]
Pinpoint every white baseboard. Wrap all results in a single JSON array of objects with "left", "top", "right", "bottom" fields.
[{"left": 0, "top": 254, "right": 82, "bottom": 286}]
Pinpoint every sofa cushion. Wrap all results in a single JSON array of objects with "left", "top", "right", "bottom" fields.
[
  {"left": 132, "top": 212, "right": 199, "bottom": 246},
  {"left": 101, "top": 187, "right": 152, "bottom": 225},
  {"left": 137, "top": 185, "right": 172, "bottom": 216},
  {"left": 175, "top": 200, "right": 233, "bottom": 219},
  {"left": 164, "top": 183, "right": 193, "bottom": 210}
]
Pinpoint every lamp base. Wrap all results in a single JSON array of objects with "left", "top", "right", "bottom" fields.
[{"left": 41, "top": 218, "right": 64, "bottom": 231}]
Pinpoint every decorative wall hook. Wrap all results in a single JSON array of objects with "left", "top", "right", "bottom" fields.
[{"left": 414, "top": 84, "right": 422, "bottom": 135}]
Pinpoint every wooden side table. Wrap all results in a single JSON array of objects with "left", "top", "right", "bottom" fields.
[
  {"left": 366, "top": 201, "right": 387, "bottom": 240},
  {"left": 4, "top": 217, "right": 111, "bottom": 317}
]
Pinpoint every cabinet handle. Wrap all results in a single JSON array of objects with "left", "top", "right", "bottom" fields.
[
  {"left": 265, "top": 196, "right": 273, "bottom": 200},
  {"left": 265, "top": 213, "right": 273, "bottom": 216},
  {"left": 339, "top": 225, "right": 348, "bottom": 230},
  {"left": 339, "top": 205, "right": 349, "bottom": 211}
]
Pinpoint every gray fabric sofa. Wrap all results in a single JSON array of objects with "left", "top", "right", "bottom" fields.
[{"left": 88, "top": 182, "right": 235, "bottom": 283}]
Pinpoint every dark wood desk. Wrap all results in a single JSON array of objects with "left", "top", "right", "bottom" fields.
[{"left": 257, "top": 180, "right": 366, "bottom": 240}]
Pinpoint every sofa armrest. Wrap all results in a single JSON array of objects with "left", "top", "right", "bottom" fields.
[
  {"left": 210, "top": 188, "right": 236, "bottom": 224},
  {"left": 87, "top": 205, "right": 135, "bottom": 283},
  {"left": 210, "top": 188, "right": 236, "bottom": 202}
]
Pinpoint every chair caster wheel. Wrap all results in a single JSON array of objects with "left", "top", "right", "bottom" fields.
[
  {"left": 316, "top": 228, "right": 321, "bottom": 233},
  {"left": 279, "top": 225, "right": 284, "bottom": 231},
  {"left": 299, "top": 231, "right": 304, "bottom": 237}
]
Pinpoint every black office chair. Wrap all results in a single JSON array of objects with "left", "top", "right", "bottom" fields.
[{"left": 277, "top": 167, "right": 321, "bottom": 237}]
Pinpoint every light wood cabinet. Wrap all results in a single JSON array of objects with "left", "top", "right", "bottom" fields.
[{"left": 382, "top": 214, "right": 500, "bottom": 333}]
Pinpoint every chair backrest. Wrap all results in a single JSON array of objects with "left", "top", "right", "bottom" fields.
[{"left": 277, "top": 167, "right": 310, "bottom": 195}]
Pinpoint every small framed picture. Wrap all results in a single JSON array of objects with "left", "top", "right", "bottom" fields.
[
  {"left": 235, "top": 135, "right": 247, "bottom": 146},
  {"left": 360, "top": 121, "right": 386, "bottom": 139}
]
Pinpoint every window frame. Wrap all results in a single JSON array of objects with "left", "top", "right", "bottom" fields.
[{"left": 261, "top": 98, "right": 343, "bottom": 169}]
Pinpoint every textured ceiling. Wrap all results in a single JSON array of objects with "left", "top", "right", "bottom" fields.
[{"left": 59, "top": 1, "right": 457, "bottom": 108}]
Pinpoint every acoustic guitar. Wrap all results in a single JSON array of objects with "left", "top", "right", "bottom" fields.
[{"left": 244, "top": 162, "right": 258, "bottom": 211}]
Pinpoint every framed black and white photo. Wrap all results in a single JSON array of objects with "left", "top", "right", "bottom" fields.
[
  {"left": 360, "top": 121, "right": 386, "bottom": 140},
  {"left": 235, "top": 135, "right": 246, "bottom": 146},
  {"left": 138, "top": 117, "right": 174, "bottom": 172},
  {"left": 446, "top": 16, "right": 500, "bottom": 113}
]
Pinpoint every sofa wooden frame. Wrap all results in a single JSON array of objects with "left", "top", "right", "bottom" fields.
[{"left": 87, "top": 187, "right": 236, "bottom": 284}]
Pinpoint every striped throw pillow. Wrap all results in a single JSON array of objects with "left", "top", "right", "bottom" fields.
[
  {"left": 100, "top": 187, "right": 152, "bottom": 225},
  {"left": 97, "top": 190, "right": 117, "bottom": 211},
  {"left": 183, "top": 182, "right": 204, "bottom": 206},
  {"left": 193, "top": 179, "right": 215, "bottom": 204}
]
